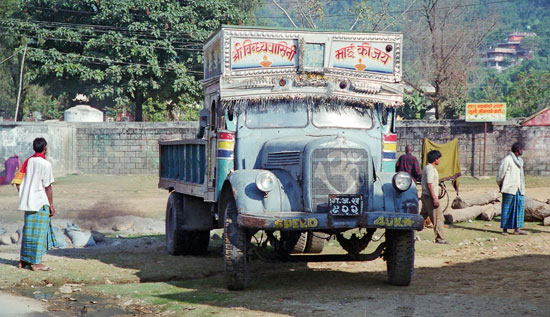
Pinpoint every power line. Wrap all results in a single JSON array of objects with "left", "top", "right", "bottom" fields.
[
  {"left": 0, "top": 19, "right": 204, "bottom": 48},
  {"left": 25, "top": 47, "right": 203, "bottom": 75},
  {"left": 0, "top": 26, "right": 203, "bottom": 52},
  {"left": 256, "top": 0, "right": 519, "bottom": 18},
  {"left": 1, "top": 17, "right": 200, "bottom": 41},
  {"left": 0, "top": 52, "right": 17, "bottom": 65}
]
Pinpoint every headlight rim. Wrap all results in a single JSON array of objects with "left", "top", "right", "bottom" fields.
[
  {"left": 392, "top": 172, "right": 413, "bottom": 192},
  {"left": 255, "top": 171, "right": 276, "bottom": 193}
]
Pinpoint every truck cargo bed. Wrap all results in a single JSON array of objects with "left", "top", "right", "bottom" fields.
[{"left": 158, "top": 139, "right": 207, "bottom": 197}]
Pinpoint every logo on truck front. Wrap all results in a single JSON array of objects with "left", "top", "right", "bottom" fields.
[{"left": 275, "top": 218, "right": 319, "bottom": 229}]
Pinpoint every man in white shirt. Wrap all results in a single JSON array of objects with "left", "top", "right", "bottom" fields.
[
  {"left": 421, "top": 150, "right": 448, "bottom": 244},
  {"left": 497, "top": 142, "right": 527, "bottom": 235},
  {"left": 17, "top": 137, "right": 57, "bottom": 271}
]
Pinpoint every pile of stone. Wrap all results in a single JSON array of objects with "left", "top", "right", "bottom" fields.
[
  {"left": 0, "top": 227, "right": 21, "bottom": 246},
  {"left": 0, "top": 215, "right": 164, "bottom": 248}
]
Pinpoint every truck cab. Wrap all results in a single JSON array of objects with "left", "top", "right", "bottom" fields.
[{"left": 159, "top": 26, "right": 422, "bottom": 290}]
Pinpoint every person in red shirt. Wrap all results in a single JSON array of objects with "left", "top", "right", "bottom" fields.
[{"left": 395, "top": 145, "right": 422, "bottom": 183}]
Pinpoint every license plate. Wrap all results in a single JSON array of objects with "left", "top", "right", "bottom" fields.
[{"left": 329, "top": 194, "right": 363, "bottom": 216}]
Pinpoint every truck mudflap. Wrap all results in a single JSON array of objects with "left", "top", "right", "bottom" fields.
[{"left": 237, "top": 211, "right": 424, "bottom": 231}]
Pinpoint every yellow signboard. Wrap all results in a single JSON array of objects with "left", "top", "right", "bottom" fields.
[{"left": 465, "top": 103, "right": 506, "bottom": 122}]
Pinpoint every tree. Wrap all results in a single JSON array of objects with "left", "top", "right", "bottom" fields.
[
  {"left": 0, "top": 0, "right": 25, "bottom": 120},
  {"left": 264, "top": 0, "right": 396, "bottom": 31},
  {"left": 505, "top": 69, "right": 550, "bottom": 117},
  {"left": 403, "top": 0, "right": 497, "bottom": 119},
  {"left": 3, "top": 0, "right": 256, "bottom": 121}
]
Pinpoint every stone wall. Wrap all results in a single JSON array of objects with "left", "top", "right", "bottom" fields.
[
  {"left": 396, "top": 119, "right": 550, "bottom": 176},
  {"left": 73, "top": 122, "right": 196, "bottom": 174},
  {"left": 2, "top": 120, "right": 550, "bottom": 177}
]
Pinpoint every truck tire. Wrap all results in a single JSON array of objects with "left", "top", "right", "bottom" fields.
[
  {"left": 385, "top": 230, "right": 415, "bottom": 286},
  {"left": 291, "top": 232, "right": 308, "bottom": 253},
  {"left": 304, "top": 232, "right": 326, "bottom": 254},
  {"left": 166, "top": 192, "right": 210, "bottom": 256},
  {"left": 292, "top": 232, "right": 325, "bottom": 254},
  {"left": 223, "top": 198, "right": 249, "bottom": 290}
]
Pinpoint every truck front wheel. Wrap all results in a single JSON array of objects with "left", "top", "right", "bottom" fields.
[
  {"left": 223, "top": 197, "right": 250, "bottom": 290},
  {"left": 165, "top": 192, "right": 210, "bottom": 255},
  {"left": 385, "top": 229, "right": 415, "bottom": 286}
]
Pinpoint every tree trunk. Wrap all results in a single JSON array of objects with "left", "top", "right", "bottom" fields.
[
  {"left": 134, "top": 94, "right": 144, "bottom": 122},
  {"left": 524, "top": 198, "right": 550, "bottom": 221},
  {"left": 478, "top": 203, "right": 501, "bottom": 221},
  {"left": 461, "top": 191, "right": 501, "bottom": 207},
  {"left": 444, "top": 204, "right": 494, "bottom": 224}
]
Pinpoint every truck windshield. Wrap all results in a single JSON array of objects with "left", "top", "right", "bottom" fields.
[
  {"left": 312, "top": 103, "right": 374, "bottom": 129},
  {"left": 245, "top": 101, "right": 308, "bottom": 128}
]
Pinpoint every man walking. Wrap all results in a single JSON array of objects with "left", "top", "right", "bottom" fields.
[
  {"left": 16, "top": 137, "right": 57, "bottom": 271},
  {"left": 421, "top": 150, "right": 448, "bottom": 244},
  {"left": 497, "top": 142, "right": 527, "bottom": 235},
  {"left": 396, "top": 145, "right": 422, "bottom": 183}
]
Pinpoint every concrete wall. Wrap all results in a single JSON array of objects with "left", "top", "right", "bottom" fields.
[
  {"left": 1, "top": 121, "right": 196, "bottom": 176},
  {"left": 0, "top": 122, "right": 76, "bottom": 176},
  {"left": 2, "top": 120, "right": 550, "bottom": 177},
  {"left": 396, "top": 119, "right": 550, "bottom": 176}
]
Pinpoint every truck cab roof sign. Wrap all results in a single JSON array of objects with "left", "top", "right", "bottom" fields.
[
  {"left": 231, "top": 39, "right": 298, "bottom": 69},
  {"left": 204, "top": 27, "right": 402, "bottom": 83}
]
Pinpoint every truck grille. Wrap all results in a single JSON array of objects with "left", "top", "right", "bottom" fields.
[
  {"left": 311, "top": 148, "right": 368, "bottom": 212},
  {"left": 266, "top": 151, "right": 301, "bottom": 168}
]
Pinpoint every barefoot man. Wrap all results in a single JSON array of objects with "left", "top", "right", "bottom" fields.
[{"left": 14, "top": 137, "right": 57, "bottom": 271}]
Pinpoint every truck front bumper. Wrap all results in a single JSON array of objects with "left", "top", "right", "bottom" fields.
[{"left": 237, "top": 211, "right": 424, "bottom": 231}]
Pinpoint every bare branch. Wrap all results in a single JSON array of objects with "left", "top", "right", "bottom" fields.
[{"left": 272, "top": 0, "right": 298, "bottom": 28}]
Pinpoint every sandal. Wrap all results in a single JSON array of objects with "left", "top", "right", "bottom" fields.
[
  {"left": 501, "top": 231, "right": 509, "bottom": 236},
  {"left": 31, "top": 264, "right": 51, "bottom": 271},
  {"left": 513, "top": 230, "right": 528, "bottom": 235}
]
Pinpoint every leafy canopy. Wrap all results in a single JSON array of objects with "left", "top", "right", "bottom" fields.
[{"left": 3, "top": 0, "right": 253, "bottom": 121}]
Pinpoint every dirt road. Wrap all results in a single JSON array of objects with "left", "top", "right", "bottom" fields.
[{"left": 1, "top": 175, "right": 549, "bottom": 316}]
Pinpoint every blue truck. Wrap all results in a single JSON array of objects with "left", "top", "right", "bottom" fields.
[{"left": 159, "top": 26, "right": 423, "bottom": 290}]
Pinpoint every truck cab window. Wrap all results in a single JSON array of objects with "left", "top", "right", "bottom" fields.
[
  {"left": 245, "top": 101, "right": 308, "bottom": 128},
  {"left": 312, "top": 103, "right": 374, "bottom": 129}
]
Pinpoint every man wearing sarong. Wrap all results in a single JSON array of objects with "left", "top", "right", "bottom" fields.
[
  {"left": 497, "top": 142, "right": 527, "bottom": 235},
  {"left": 421, "top": 150, "right": 448, "bottom": 244},
  {"left": 16, "top": 137, "right": 57, "bottom": 271}
]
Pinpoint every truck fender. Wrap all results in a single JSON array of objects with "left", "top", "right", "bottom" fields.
[
  {"left": 376, "top": 172, "right": 419, "bottom": 214},
  {"left": 219, "top": 169, "right": 302, "bottom": 218}
]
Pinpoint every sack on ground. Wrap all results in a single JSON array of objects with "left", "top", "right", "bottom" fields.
[
  {"left": 65, "top": 223, "right": 96, "bottom": 247},
  {"left": 52, "top": 225, "right": 68, "bottom": 248},
  {"left": 451, "top": 196, "right": 467, "bottom": 209}
]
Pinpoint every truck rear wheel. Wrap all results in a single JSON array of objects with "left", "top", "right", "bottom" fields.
[
  {"left": 292, "top": 232, "right": 325, "bottom": 254},
  {"left": 304, "top": 232, "right": 326, "bottom": 254},
  {"left": 385, "top": 230, "right": 415, "bottom": 286},
  {"left": 223, "top": 198, "right": 249, "bottom": 290},
  {"left": 165, "top": 192, "right": 210, "bottom": 255}
]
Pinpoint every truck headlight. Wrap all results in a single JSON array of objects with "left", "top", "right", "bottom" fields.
[
  {"left": 392, "top": 172, "right": 412, "bottom": 192},
  {"left": 256, "top": 171, "right": 276, "bottom": 193}
]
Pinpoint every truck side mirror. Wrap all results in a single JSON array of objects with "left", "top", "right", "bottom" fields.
[
  {"left": 199, "top": 109, "right": 209, "bottom": 128},
  {"left": 197, "top": 109, "right": 209, "bottom": 138}
]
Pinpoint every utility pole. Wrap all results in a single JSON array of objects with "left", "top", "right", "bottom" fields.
[{"left": 14, "top": 43, "right": 28, "bottom": 121}]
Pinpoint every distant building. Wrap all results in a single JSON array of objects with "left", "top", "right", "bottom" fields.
[
  {"left": 521, "top": 107, "right": 550, "bottom": 126},
  {"left": 64, "top": 105, "right": 104, "bottom": 122},
  {"left": 482, "top": 32, "right": 536, "bottom": 72}
]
